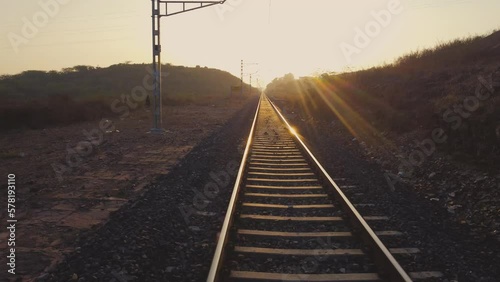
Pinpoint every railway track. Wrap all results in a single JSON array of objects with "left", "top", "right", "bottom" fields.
[{"left": 207, "top": 95, "right": 442, "bottom": 281}]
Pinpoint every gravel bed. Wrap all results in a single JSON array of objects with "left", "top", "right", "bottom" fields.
[
  {"left": 244, "top": 189, "right": 326, "bottom": 195},
  {"left": 41, "top": 97, "right": 259, "bottom": 282},
  {"left": 236, "top": 236, "right": 364, "bottom": 249},
  {"left": 228, "top": 254, "right": 377, "bottom": 274},
  {"left": 42, "top": 94, "right": 499, "bottom": 281},
  {"left": 240, "top": 206, "right": 342, "bottom": 217},
  {"left": 241, "top": 196, "right": 333, "bottom": 205},
  {"left": 236, "top": 218, "right": 350, "bottom": 233},
  {"left": 289, "top": 116, "right": 500, "bottom": 281}
]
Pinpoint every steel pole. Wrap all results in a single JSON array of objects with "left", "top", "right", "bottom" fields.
[
  {"left": 150, "top": 1, "right": 226, "bottom": 133},
  {"left": 240, "top": 59, "right": 243, "bottom": 95},
  {"left": 151, "top": 0, "right": 164, "bottom": 133}
]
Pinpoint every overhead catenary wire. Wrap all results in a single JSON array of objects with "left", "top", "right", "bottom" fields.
[{"left": 268, "top": 0, "right": 272, "bottom": 24}]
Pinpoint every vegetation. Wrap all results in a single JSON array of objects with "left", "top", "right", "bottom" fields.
[
  {"left": 266, "top": 30, "right": 500, "bottom": 163},
  {"left": 0, "top": 63, "right": 248, "bottom": 131}
]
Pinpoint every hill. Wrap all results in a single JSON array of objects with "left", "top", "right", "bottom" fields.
[
  {"left": 0, "top": 63, "right": 249, "bottom": 131},
  {"left": 266, "top": 30, "right": 500, "bottom": 164}
]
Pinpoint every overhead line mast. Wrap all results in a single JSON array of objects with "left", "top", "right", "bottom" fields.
[
  {"left": 151, "top": 0, "right": 226, "bottom": 133},
  {"left": 241, "top": 60, "right": 258, "bottom": 95}
]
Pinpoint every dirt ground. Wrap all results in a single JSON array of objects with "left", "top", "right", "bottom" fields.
[{"left": 0, "top": 96, "right": 251, "bottom": 282}]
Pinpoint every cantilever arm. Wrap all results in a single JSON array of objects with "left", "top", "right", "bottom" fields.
[{"left": 157, "top": 1, "right": 226, "bottom": 17}]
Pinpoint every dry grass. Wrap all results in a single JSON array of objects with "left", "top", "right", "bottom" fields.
[
  {"left": 0, "top": 63, "right": 247, "bottom": 131},
  {"left": 267, "top": 30, "right": 500, "bottom": 163}
]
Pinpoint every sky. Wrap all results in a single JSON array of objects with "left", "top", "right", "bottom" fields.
[{"left": 0, "top": 0, "right": 499, "bottom": 87}]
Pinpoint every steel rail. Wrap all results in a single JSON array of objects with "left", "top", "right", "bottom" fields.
[
  {"left": 266, "top": 95, "right": 412, "bottom": 282},
  {"left": 206, "top": 95, "right": 263, "bottom": 282}
]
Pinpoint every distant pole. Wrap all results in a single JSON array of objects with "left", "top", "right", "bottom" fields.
[
  {"left": 240, "top": 59, "right": 243, "bottom": 95},
  {"left": 249, "top": 74, "right": 252, "bottom": 95},
  {"left": 150, "top": 0, "right": 226, "bottom": 133},
  {"left": 241, "top": 61, "right": 258, "bottom": 95}
]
